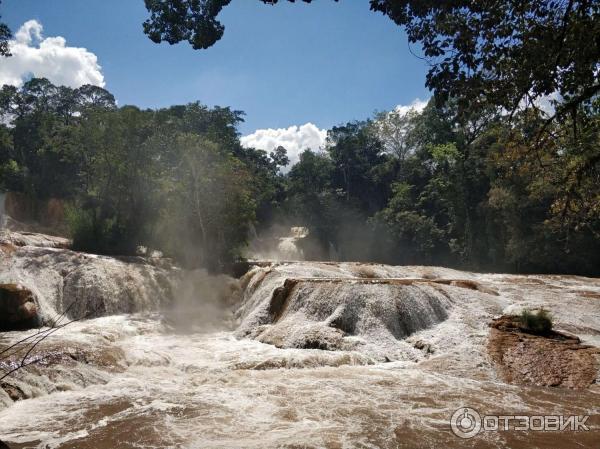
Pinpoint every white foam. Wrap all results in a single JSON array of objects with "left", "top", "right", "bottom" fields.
[{"left": 1, "top": 263, "right": 600, "bottom": 447}]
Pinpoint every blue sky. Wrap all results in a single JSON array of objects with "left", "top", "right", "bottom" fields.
[{"left": 2, "top": 0, "right": 429, "bottom": 143}]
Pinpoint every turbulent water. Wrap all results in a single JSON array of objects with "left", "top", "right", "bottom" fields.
[
  {"left": 0, "top": 242, "right": 177, "bottom": 325},
  {"left": 1, "top": 259, "right": 600, "bottom": 448}
]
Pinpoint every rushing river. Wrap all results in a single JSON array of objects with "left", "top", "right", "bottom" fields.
[
  {"left": 1, "top": 313, "right": 599, "bottom": 449},
  {"left": 1, "top": 251, "right": 600, "bottom": 448}
]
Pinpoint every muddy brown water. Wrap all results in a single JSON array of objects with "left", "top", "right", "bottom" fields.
[
  {"left": 0, "top": 315, "right": 598, "bottom": 449},
  {"left": 2, "top": 262, "right": 600, "bottom": 448}
]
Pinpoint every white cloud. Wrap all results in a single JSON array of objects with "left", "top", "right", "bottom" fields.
[
  {"left": 530, "top": 91, "right": 561, "bottom": 116},
  {"left": 371, "top": 98, "right": 430, "bottom": 158},
  {"left": 393, "top": 98, "right": 428, "bottom": 115},
  {"left": 241, "top": 99, "right": 428, "bottom": 170},
  {"left": 241, "top": 123, "right": 327, "bottom": 170},
  {"left": 0, "top": 20, "right": 105, "bottom": 88}
]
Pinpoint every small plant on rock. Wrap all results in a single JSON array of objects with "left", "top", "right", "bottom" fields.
[{"left": 519, "top": 309, "right": 553, "bottom": 334}]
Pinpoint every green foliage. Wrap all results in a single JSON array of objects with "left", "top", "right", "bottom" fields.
[
  {"left": 372, "top": 182, "right": 446, "bottom": 263},
  {"left": 429, "top": 143, "right": 458, "bottom": 165},
  {"left": 0, "top": 0, "right": 11, "bottom": 57},
  {"left": 142, "top": 0, "right": 341, "bottom": 49},
  {"left": 282, "top": 97, "right": 600, "bottom": 275},
  {"left": 0, "top": 79, "right": 118, "bottom": 199},
  {"left": 0, "top": 159, "right": 22, "bottom": 191},
  {"left": 370, "top": 1, "right": 600, "bottom": 119},
  {"left": 66, "top": 204, "right": 134, "bottom": 255},
  {"left": 3, "top": 77, "right": 599, "bottom": 276},
  {"left": 519, "top": 309, "right": 553, "bottom": 335},
  {"left": 157, "top": 134, "right": 256, "bottom": 270},
  {"left": 143, "top": 0, "right": 233, "bottom": 50},
  {"left": 0, "top": 78, "right": 270, "bottom": 271}
]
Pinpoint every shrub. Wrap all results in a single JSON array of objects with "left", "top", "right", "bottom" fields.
[
  {"left": 66, "top": 204, "right": 137, "bottom": 255},
  {"left": 519, "top": 309, "right": 553, "bottom": 334}
]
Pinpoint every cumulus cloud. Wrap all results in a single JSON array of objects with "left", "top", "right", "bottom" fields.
[
  {"left": 0, "top": 20, "right": 104, "bottom": 88},
  {"left": 241, "top": 99, "right": 428, "bottom": 170},
  {"left": 393, "top": 98, "right": 428, "bottom": 115},
  {"left": 241, "top": 123, "right": 327, "bottom": 170}
]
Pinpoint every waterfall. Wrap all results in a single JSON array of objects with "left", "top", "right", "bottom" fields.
[
  {"left": 247, "top": 226, "right": 310, "bottom": 261},
  {"left": 0, "top": 244, "right": 178, "bottom": 324},
  {"left": 235, "top": 261, "right": 460, "bottom": 361},
  {"left": 2, "top": 258, "right": 600, "bottom": 449}
]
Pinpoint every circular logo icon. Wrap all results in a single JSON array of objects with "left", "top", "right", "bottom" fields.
[{"left": 450, "top": 407, "right": 482, "bottom": 439}]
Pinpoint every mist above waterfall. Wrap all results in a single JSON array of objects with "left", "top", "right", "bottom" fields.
[
  {"left": 164, "top": 269, "right": 241, "bottom": 332},
  {"left": 245, "top": 214, "right": 401, "bottom": 265},
  {"left": 245, "top": 223, "right": 321, "bottom": 261}
]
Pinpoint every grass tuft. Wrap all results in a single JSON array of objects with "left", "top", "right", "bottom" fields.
[{"left": 519, "top": 308, "right": 553, "bottom": 334}]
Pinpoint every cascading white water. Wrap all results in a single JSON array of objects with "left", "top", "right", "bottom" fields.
[
  {"left": 246, "top": 226, "right": 310, "bottom": 261},
  {"left": 0, "top": 243, "right": 178, "bottom": 325},
  {"left": 1, "top": 256, "right": 600, "bottom": 448},
  {"left": 236, "top": 263, "right": 460, "bottom": 361},
  {"left": 1, "top": 312, "right": 599, "bottom": 448}
]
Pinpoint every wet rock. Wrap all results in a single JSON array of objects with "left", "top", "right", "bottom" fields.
[
  {"left": 0, "top": 231, "right": 178, "bottom": 323},
  {"left": 432, "top": 278, "right": 499, "bottom": 296},
  {"left": 257, "top": 322, "right": 346, "bottom": 351},
  {"left": 488, "top": 315, "right": 600, "bottom": 389},
  {"left": 413, "top": 340, "right": 434, "bottom": 354},
  {"left": 0, "top": 230, "right": 70, "bottom": 249},
  {"left": 0, "top": 339, "right": 127, "bottom": 405},
  {"left": 236, "top": 263, "right": 456, "bottom": 360},
  {"left": 0, "top": 382, "right": 26, "bottom": 402},
  {"left": 0, "top": 283, "right": 39, "bottom": 330}
]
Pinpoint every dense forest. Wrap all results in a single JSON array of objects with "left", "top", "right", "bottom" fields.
[
  {"left": 0, "top": 0, "right": 598, "bottom": 275},
  {"left": 1, "top": 77, "right": 598, "bottom": 275}
]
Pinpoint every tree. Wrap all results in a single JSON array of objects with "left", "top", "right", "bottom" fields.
[
  {"left": 487, "top": 103, "right": 600, "bottom": 275},
  {"left": 0, "top": 0, "right": 11, "bottom": 57},
  {"left": 372, "top": 108, "right": 418, "bottom": 162},
  {"left": 142, "top": 1, "right": 599, "bottom": 119},
  {"left": 270, "top": 145, "right": 289, "bottom": 168},
  {"left": 67, "top": 106, "right": 160, "bottom": 255},
  {"left": 160, "top": 133, "right": 256, "bottom": 270},
  {"left": 143, "top": 0, "right": 341, "bottom": 49},
  {"left": 370, "top": 0, "right": 600, "bottom": 121},
  {"left": 75, "top": 85, "right": 117, "bottom": 111},
  {"left": 284, "top": 149, "right": 341, "bottom": 256},
  {"left": 0, "top": 79, "right": 117, "bottom": 200},
  {"left": 143, "top": 0, "right": 234, "bottom": 50},
  {"left": 326, "top": 120, "right": 386, "bottom": 212},
  {"left": 373, "top": 181, "right": 446, "bottom": 263}
]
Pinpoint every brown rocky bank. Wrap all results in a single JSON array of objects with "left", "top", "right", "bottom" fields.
[{"left": 488, "top": 315, "right": 600, "bottom": 389}]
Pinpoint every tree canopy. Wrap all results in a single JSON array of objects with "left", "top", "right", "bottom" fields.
[
  {"left": 0, "top": 78, "right": 287, "bottom": 271},
  {"left": 1, "top": 79, "right": 599, "bottom": 275},
  {"left": 143, "top": 1, "right": 600, "bottom": 119},
  {"left": 0, "top": 0, "right": 11, "bottom": 57}
]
